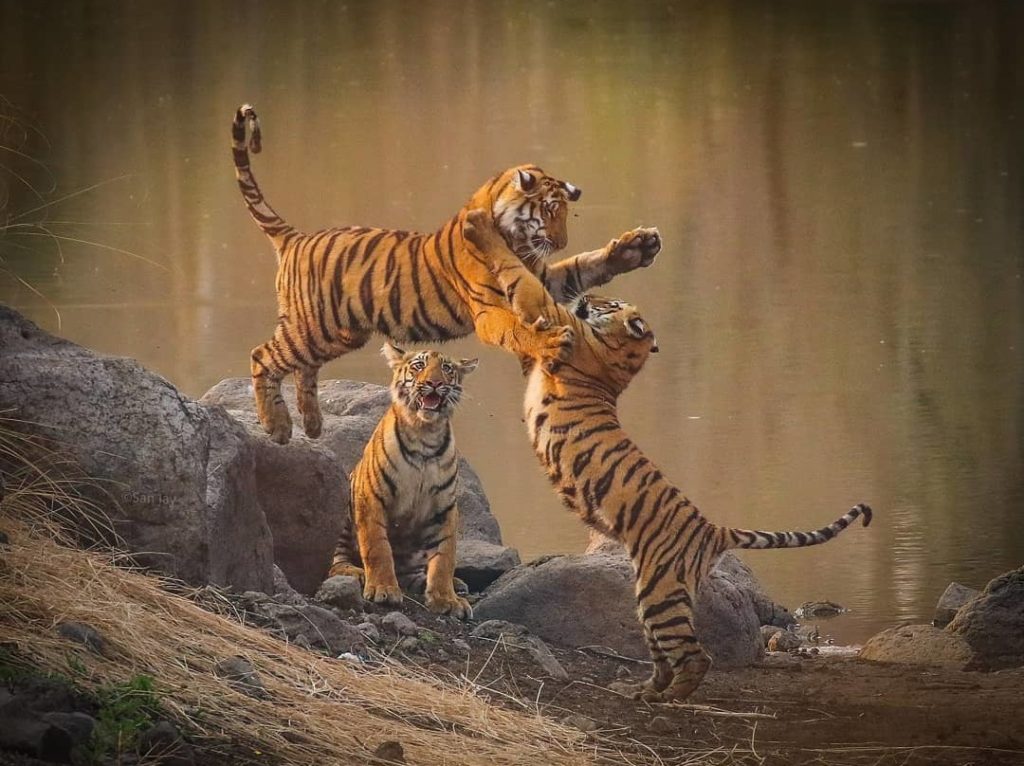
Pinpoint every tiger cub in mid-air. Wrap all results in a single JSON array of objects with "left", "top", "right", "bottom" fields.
[
  {"left": 462, "top": 210, "right": 873, "bottom": 701},
  {"left": 328, "top": 343, "right": 477, "bottom": 619},
  {"left": 231, "top": 104, "right": 661, "bottom": 444}
]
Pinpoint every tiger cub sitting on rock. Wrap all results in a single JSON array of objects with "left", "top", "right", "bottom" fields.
[{"left": 327, "top": 343, "right": 477, "bottom": 619}]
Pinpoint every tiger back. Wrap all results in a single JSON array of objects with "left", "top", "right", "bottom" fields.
[
  {"left": 462, "top": 210, "right": 873, "bottom": 702},
  {"left": 328, "top": 343, "right": 477, "bottom": 619},
  {"left": 230, "top": 104, "right": 661, "bottom": 445}
]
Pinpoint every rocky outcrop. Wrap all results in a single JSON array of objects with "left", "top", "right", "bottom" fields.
[
  {"left": 0, "top": 306, "right": 274, "bottom": 592},
  {"left": 947, "top": 566, "right": 1024, "bottom": 670},
  {"left": 201, "top": 378, "right": 507, "bottom": 594},
  {"left": 473, "top": 550, "right": 771, "bottom": 667},
  {"left": 861, "top": 567, "right": 1024, "bottom": 671}
]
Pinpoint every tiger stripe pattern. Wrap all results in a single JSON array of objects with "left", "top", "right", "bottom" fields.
[
  {"left": 328, "top": 343, "right": 477, "bottom": 619},
  {"left": 231, "top": 103, "right": 662, "bottom": 444},
  {"left": 462, "top": 210, "right": 873, "bottom": 702}
]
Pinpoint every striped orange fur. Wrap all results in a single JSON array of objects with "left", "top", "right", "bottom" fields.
[
  {"left": 463, "top": 210, "right": 873, "bottom": 702},
  {"left": 329, "top": 343, "right": 477, "bottom": 619},
  {"left": 231, "top": 104, "right": 661, "bottom": 444}
]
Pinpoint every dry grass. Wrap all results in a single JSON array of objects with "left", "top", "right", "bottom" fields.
[{"left": 0, "top": 419, "right": 668, "bottom": 766}]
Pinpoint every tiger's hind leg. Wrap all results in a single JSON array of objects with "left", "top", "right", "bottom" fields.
[
  {"left": 296, "top": 329, "right": 370, "bottom": 439},
  {"left": 618, "top": 576, "right": 712, "bottom": 703},
  {"left": 251, "top": 329, "right": 296, "bottom": 445},
  {"left": 294, "top": 367, "right": 323, "bottom": 439}
]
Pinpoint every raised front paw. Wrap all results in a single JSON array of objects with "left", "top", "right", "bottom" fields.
[
  {"left": 426, "top": 590, "right": 473, "bottom": 620},
  {"left": 364, "top": 579, "right": 403, "bottom": 606},
  {"left": 606, "top": 227, "right": 661, "bottom": 273}
]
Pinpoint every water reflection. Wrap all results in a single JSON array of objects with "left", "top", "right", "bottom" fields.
[{"left": 2, "top": 1, "right": 1022, "bottom": 641}]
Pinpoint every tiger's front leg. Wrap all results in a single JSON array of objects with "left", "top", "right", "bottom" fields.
[
  {"left": 351, "top": 484, "right": 402, "bottom": 605},
  {"left": 544, "top": 227, "right": 662, "bottom": 303},
  {"left": 423, "top": 501, "right": 472, "bottom": 620}
]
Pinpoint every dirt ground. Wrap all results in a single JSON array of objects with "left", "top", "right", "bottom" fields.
[{"left": 381, "top": 600, "right": 1024, "bottom": 766}]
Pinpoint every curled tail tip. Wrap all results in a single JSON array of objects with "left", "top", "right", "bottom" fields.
[
  {"left": 232, "top": 102, "right": 262, "bottom": 155},
  {"left": 854, "top": 503, "right": 873, "bottom": 527}
]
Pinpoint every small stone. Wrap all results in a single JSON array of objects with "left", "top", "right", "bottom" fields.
[
  {"left": 356, "top": 622, "right": 381, "bottom": 643},
  {"left": 647, "top": 715, "right": 674, "bottom": 734},
  {"left": 0, "top": 716, "right": 74, "bottom": 761},
  {"left": 767, "top": 630, "right": 802, "bottom": 652},
  {"left": 761, "top": 625, "right": 782, "bottom": 647},
  {"left": 0, "top": 530, "right": 9, "bottom": 546},
  {"left": 397, "top": 637, "right": 421, "bottom": 653},
  {"left": 41, "top": 712, "right": 95, "bottom": 748},
  {"left": 56, "top": 621, "right": 108, "bottom": 656},
  {"left": 214, "top": 656, "right": 267, "bottom": 699},
  {"left": 561, "top": 714, "right": 600, "bottom": 733},
  {"left": 615, "top": 665, "right": 632, "bottom": 679},
  {"left": 138, "top": 720, "right": 196, "bottom": 766},
  {"left": 451, "top": 639, "right": 470, "bottom": 655},
  {"left": 373, "top": 740, "right": 406, "bottom": 764},
  {"left": 523, "top": 636, "right": 568, "bottom": 680},
  {"left": 381, "top": 611, "right": 418, "bottom": 637},
  {"left": 293, "top": 633, "right": 313, "bottom": 650},
  {"left": 470, "top": 619, "right": 527, "bottom": 639},
  {"left": 795, "top": 601, "right": 845, "bottom": 619},
  {"left": 315, "top": 576, "right": 364, "bottom": 611}
]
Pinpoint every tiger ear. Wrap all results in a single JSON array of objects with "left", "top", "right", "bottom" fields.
[
  {"left": 563, "top": 181, "right": 582, "bottom": 201},
  {"left": 514, "top": 169, "right": 537, "bottom": 193},
  {"left": 458, "top": 358, "right": 479, "bottom": 376},
  {"left": 381, "top": 342, "right": 406, "bottom": 369}
]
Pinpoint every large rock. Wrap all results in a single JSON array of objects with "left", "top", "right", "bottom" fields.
[
  {"left": 455, "top": 538, "right": 521, "bottom": 592},
  {"left": 947, "top": 566, "right": 1024, "bottom": 670},
  {"left": 201, "top": 378, "right": 504, "bottom": 593},
  {"left": 0, "top": 306, "right": 274, "bottom": 592},
  {"left": 860, "top": 624, "right": 973, "bottom": 669},
  {"left": 473, "top": 551, "right": 766, "bottom": 667}
]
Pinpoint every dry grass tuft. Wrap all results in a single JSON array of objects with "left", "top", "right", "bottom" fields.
[{"left": 0, "top": 420, "right": 661, "bottom": 765}]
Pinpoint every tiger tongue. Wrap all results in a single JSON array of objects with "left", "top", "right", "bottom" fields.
[{"left": 421, "top": 391, "right": 443, "bottom": 410}]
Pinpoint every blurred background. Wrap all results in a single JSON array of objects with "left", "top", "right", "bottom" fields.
[{"left": 2, "top": 1, "right": 1022, "bottom": 642}]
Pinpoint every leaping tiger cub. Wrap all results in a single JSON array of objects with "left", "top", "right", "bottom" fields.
[
  {"left": 462, "top": 210, "right": 873, "bottom": 702},
  {"left": 328, "top": 343, "right": 477, "bottom": 619},
  {"left": 231, "top": 104, "right": 661, "bottom": 444}
]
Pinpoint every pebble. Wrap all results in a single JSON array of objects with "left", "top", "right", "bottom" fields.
[
  {"left": 451, "top": 639, "right": 471, "bottom": 655},
  {"left": 356, "top": 622, "right": 381, "bottom": 643},
  {"left": 381, "top": 611, "right": 418, "bottom": 637},
  {"left": 55, "top": 621, "right": 108, "bottom": 656},
  {"left": 397, "top": 637, "right": 421, "bottom": 654},
  {"left": 561, "top": 714, "right": 601, "bottom": 733},
  {"left": 647, "top": 715, "right": 675, "bottom": 734}
]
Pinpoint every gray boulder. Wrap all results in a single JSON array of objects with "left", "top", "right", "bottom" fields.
[
  {"left": 473, "top": 551, "right": 767, "bottom": 667},
  {"left": 455, "top": 538, "right": 521, "bottom": 592},
  {"left": 0, "top": 306, "right": 274, "bottom": 592},
  {"left": 201, "top": 378, "right": 504, "bottom": 594},
  {"left": 859, "top": 624, "right": 973, "bottom": 669},
  {"left": 934, "top": 582, "right": 981, "bottom": 628},
  {"left": 947, "top": 566, "right": 1024, "bottom": 669}
]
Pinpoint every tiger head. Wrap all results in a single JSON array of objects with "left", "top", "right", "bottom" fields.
[
  {"left": 472, "top": 164, "right": 582, "bottom": 265},
  {"left": 569, "top": 293, "right": 659, "bottom": 394},
  {"left": 382, "top": 343, "right": 479, "bottom": 422}
]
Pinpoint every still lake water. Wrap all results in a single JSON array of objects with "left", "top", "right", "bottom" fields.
[{"left": 2, "top": 2, "right": 1022, "bottom": 642}]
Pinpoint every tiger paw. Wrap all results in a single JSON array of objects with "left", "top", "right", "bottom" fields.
[
  {"left": 265, "top": 407, "right": 294, "bottom": 445},
  {"left": 301, "top": 408, "right": 323, "bottom": 439},
  {"left": 540, "top": 324, "right": 575, "bottom": 368},
  {"left": 364, "top": 580, "right": 403, "bottom": 605},
  {"left": 426, "top": 590, "right": 473, "bottom": 620},
  {"left": 606, "top": 227, "right": 661, "bottom": 273},
  {"left": 327, "top": 563, "right": 364, "bottom": 580}
]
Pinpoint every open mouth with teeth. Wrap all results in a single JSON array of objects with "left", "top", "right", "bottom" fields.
[{"left": 419, "top": 391, "right": 444, "bottom": 411}]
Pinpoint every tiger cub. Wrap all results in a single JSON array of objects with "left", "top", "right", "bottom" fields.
[
  {"left": 462, "top": 210, "right": 873, "bottom": 701},
  {"left": 231, "top": 104, "right": 661, "bottom": 444},
  {"left": 328, "top": 343, "right": 476, "bottom": 619}
]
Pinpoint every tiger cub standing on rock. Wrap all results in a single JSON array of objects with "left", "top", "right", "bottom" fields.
[
  {"left": 328, "top": 343, "right": 477, "bottom": 619},
  {"left": 231, "top": 103, "right": 661, "bottom": 444},
  {"left": 462, "top": 210, "right": 873, "bottom": 701}
]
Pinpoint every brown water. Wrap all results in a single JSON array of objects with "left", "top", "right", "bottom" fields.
[{"left": 2, "top": 2, "right": 1022, "bottom": 642}]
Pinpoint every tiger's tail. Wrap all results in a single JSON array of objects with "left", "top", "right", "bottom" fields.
[
  {"left": 231, "top": 103, "right": 295, "bottom": 251},
  {"left": 720, "top": 503, "right": 872, "bottom": 551}
]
